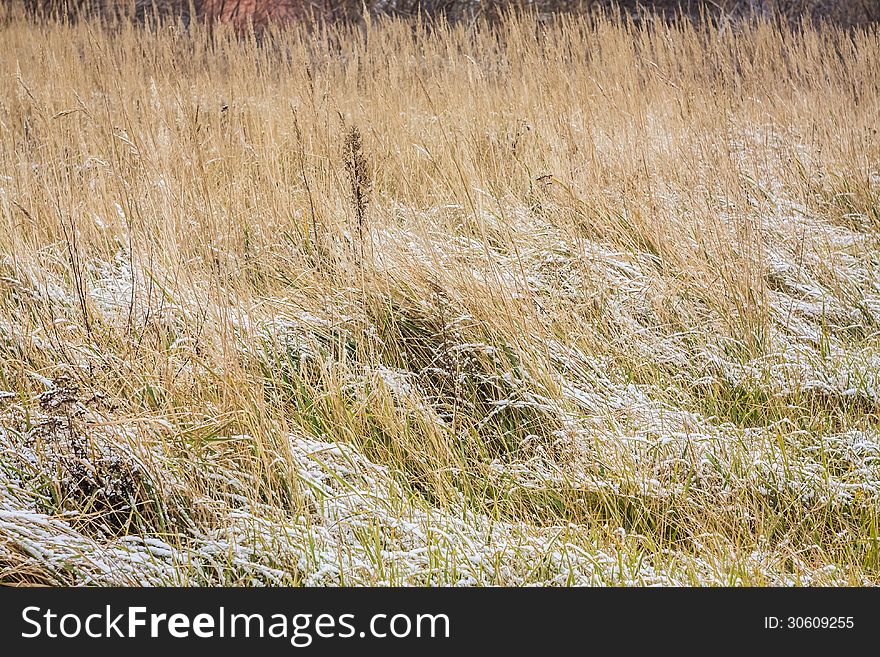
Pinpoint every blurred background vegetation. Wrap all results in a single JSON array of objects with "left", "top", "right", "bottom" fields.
[{"left": 19, "top": 0, "right": 880, "bottom": 28}]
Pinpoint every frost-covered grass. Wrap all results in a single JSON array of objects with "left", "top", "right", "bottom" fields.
[{"left": 0, "top": 8, "right": 879, "bottom": 585}]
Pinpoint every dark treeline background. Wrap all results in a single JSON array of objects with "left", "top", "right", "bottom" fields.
[{"left": 18, "top": 0, "right": 880, "bottom": 29}]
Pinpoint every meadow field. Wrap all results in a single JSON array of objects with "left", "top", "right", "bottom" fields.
[{"left": 1, "top": 6, "right": 879, "bottom": 585}]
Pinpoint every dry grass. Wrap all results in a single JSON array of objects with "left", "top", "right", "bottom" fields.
[{"left": 1, "top": 6, "right": 879, "bottom": 585}]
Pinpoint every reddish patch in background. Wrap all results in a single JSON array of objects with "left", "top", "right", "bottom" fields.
[{"left": 198, "top": 0, "right": 335, "bottom": 29}]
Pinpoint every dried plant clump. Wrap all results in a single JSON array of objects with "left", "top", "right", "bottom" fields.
[{"left": 342, "top": 125, "right": 372, "bottom": 250}]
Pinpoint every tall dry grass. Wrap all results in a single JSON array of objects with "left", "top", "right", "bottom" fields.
[{"left": 0, "top": 5, "right": 879, "bottom": 585}]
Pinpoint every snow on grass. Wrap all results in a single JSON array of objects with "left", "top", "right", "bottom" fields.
[
  {"left": 1, "top": 15, "right": 878, "bottom": 586},
  {"left": 4, "top": 185, "right": 878, "bottom": 585},
  {"left": 3, "top": 410, "right": 867, "bottom": 585}
]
